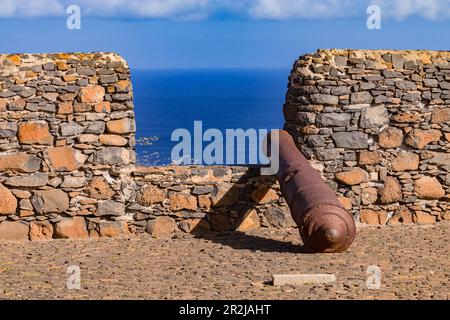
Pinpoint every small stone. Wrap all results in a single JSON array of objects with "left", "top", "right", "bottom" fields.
[
  {"left": 332, "top": 132, "right": 368, "bottom": 149},
  {"left": 100, "top": 74, "right": 119, "bottom": 84},
  {"left": 54, "top": 217, "right": 89, "bottom": 239},
  {"left": 61, "top": 176, "right": 86, "bottom": 188},
  {"left": 395, "top": 80, "right": 415, "bottom": 90},
  {"left": 19, "top": 199, "right": 33, "bottom": 211},
  {"left": 334, "top": 56, "right": 347, "bottom": 66},
  {"left": 264, "top": 206, "right": 296, "bottom": 228},
  {"left": 96, "top": 200, "right": 125, "bottom": 216},
  {"left": 413, "top": 212, "right": 436, "bottom": 225},
  {"left": 87, "top": 177, "right": 115, "bottom": 200},
  {"left": 360, "top": 106, "right": 389, "bottom": 128},
  {"left": 58, "top": 101, "right": 73, "bottom": 114},
  {"left": 405, "top": 129, "right": 442, "bottom": 149},
  {"left": 392, "top": 151, "right": 419, "bottom": 171},
  {"left": 5, "top": 172, "right": 49, "bottom": 187},
  {"left": 60, "top": 122, "right": 84, "bottom": 136},
  {"left": 29, "top": 221, "right": 54, "bottom": 241},
  {"left": 361, "top": 187, "right": 378, "bottom": 205},
  {"left": 43, "top": 62, "right": 55, "bottom": 71},
  {"left": 378, "top": 127, "right": 403, "bottom": 149},
  {"left": 106, "top": 118, "right": 134, "bottom": 134},
  {"left": 0, "top": 121, "right": 17, "bottom": 137},
  {"left": 94, "top": 147, "right": 132, "bottom": 165},
  {"left": 10, "top": 189, "right": 31, "bottom": 199},
  {"left": 210, "top": 184, "right": 240, "bottom": 207},
  {"left": 387, "top": 207, "right": 413, "bottom": 225},
  {"left": 94, "top": 101, "right": 111, "bottom": 113},
  {"left": 431, "top": 108, "right": 450, "bottom": 123},
  {"left": 317, "top": 113, "right": 351, "bottom": 127},
  {"left": 392, "top": 112, "right": 421, "bottom": 123},
  {"left": 137, "top": 185, "right": 166, "bottom": 205},
  {"left": 358, "top": 150, "right": 383, "bottom": 165},
  {"left": 335, "top": 168, "right": 368, "bottom": 186},
  {"left": 0, "top": 184, "right": 18, "bottom": 215},
  {"left": 42, "top": 92, "right": 58, "bottom": 101},
  {"left": 415, "top": 177, "right": 445, "bottom": 199},
  {"left": 236, "top": 209, "right": 261, "bottom": 232},
  {"left": 191, "top": 186, "right": 214, "bottom": 195},
  {"left": 80, "top": 85, "right": 105, "bottom": 103},
  {"left": 391, "top": 54, "right": 405, "bottom": 69},
  {"left": 0, "top": 152, "right": 41, "bottom": 173},
  {"left": 146, "top": 217, "right": 177, "bottom": 237},
  {"left": 179, "top": 219, "right": 211, "bottom": 236},
  {"left": 73, "top": 102, "right": 92, "bottom": 113},
  {"left": 198, "top": 195, "right": 211, "bottom": 209},
  {"left": 209, "top": 214, "right": 232, "bottom": 232},
  {"left": 428, "top": 152, "right": 450, "bottom": 165},
  {"left": 32, "top": 189, "right": 69, "bottom": 214},
  {"left": 350, "top": 92, "right": 372, "bottom": 104},
  {"left": 379, "top": 177, "right": 402, "bottom": 204},
  {"left": 169, "top": 193, "right": 197, "bottom": 211},
  {"left": 17, "top": 121, "right": 54, "bottom": 145},
  {"left": 338, "top": 196, "right": 352, "bottom": 210},
  {"left": 98, "top": 221, "right": 129, "bottom": 237},
  {"left": 46, "top": 147, "right": 87, "bottom": 172},
  {"left": 423, "top": 79, "right": 438, "bottom": 87},
  {"left": 99, "top": 134, "right": 128, "bottom": 146},
  {"left": 0, "top": 98, "right": 6, "bottom": 111},
  {"left": 0, "top": 221, "right": 29, "bottom": 241},
  {"left": 9, "top": 98, "right": 26, "bottom": 111},
  {"left": 250, "top": 188, "right": 278, "bottom": 204},
  {"left": 310, "top": 94, "right": 339, "bottom": 105},
  {"left": 316, "top": 148, "right": 340, "bottom": 161},
  {"left": 78, "top": 134, "right": 99, "bottom": 144},
  {"left": 360, "top": 209, "right": 388, "bottom": 225},
  {"left": 85, "top": 121, "right": 105, "bottom": 134}
]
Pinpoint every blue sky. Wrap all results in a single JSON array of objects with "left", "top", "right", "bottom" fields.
[{"left": 1, "top": 0, "right": 450, "bottom": 69}]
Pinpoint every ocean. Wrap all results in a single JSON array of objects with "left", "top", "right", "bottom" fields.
[{"left": 131, "top": 69, "right": 289, "bottom": 166}]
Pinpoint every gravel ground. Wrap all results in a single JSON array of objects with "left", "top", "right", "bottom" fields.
[{"left": 0, "top": 223, "right": 449, "bottom": 300}]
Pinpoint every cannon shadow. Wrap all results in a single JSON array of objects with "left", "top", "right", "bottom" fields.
[{"left": 189, "top": 167, "right": 312, "bottom": 254}]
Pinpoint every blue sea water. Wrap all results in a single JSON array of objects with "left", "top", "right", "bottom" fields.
[{"left": 132, "top": 69, "right": 289, "bottom": 166}]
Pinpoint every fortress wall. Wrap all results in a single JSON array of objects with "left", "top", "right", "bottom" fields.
[
  {"left": 1, "top": 50, "right": 448, "bottom": 241},
  {"left": 284, "top": 49, "right": 450, "bottom": 226},
  {"left": 0, "top": 53, "right": 136, "bottom": 240}
]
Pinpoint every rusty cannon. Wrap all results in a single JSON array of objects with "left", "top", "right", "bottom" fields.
[{"left": 265, "top": 130, "right": 356, "bottom": 253}]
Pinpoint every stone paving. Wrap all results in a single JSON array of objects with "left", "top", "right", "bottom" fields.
[{"left": 0, "top": 223, "right": 448, "bottom": 300}]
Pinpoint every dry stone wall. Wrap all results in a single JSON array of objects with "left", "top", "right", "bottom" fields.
[
  {"left": 1, "top": 50, "right": 449, "bottom": 241},
  {"left": 284, "top": 49, "right": 450, "bottom": 226},
  {"left": 0, "top": 53, "right": 136, "bottom": 240},
  {"left": 0, "top": 52, "right": 293, "bottom": 241}
]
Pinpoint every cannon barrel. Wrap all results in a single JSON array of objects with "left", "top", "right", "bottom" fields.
[{"left": 268, "top": 130, "right": 356, "bottom": 253}]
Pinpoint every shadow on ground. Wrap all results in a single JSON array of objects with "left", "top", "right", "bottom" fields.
[{"left": 190, "top": 167, "right": 312, "bottom": 254}]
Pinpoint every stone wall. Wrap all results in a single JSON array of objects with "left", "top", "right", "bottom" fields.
[
  {"left": 1, "top": 50, "right": 449, "bottom": 241},
  {"left": 0, "top": 53, "right": 136, "bottom": 240},
  {"left": 0, "top": 52, "right": 295, "bottom": 241},
  {"left": 129, "top": 166, "right": 294, "bottom": 237},
  {"left": 284, "top": 49, "right": 450, "bottom": 226}
]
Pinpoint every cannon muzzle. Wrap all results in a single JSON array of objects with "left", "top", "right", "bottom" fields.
[{"left": 267, "top": 130, "right": 356, "bottom": 253}]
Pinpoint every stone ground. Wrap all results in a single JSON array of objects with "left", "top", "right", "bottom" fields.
[{"left": 0, "top": 223, "right": 448, "bottom": 300}]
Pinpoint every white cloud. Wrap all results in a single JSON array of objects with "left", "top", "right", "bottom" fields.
[
  {"left": 248, "top": 0, "right": 358, "bottom": 20},
  {"left": 0, "top": 0, "right": 64, "bottom": 17},
  {"left": 374, "top": 0, "right": 450, "bottom": 20},
  {"left": 0, "top": 0, "right": 449, "bottom": 20}
]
